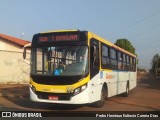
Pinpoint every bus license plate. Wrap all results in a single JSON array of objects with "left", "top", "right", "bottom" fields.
[{"left": 48, "top": 96, "right": 58, "bottom": 100}]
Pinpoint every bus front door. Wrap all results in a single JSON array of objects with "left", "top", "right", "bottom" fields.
[{"left": 89, "top": 39, "right": 101, "bottom": 103}]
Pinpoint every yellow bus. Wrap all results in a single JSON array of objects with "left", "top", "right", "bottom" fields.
[{"left": 23, "top": 30, "right": 137, "bottom": 107}]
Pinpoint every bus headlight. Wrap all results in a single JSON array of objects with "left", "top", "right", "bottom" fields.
[
  {"left": 75, "top": 88, "right": 81, "bottom": 94},
  {"left": 81, "top": 84, "right": 87, "bottom": 91},
  {"left": 30, "top": 85, "right": 36, "bottom": 94},
  {"left": 74, "top": 84, "right": 87, "bottom": 96}
]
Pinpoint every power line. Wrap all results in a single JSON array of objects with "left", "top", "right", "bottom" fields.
[
  {"left": 132, "top": 23, "right": 160, "bottom": 39},
  {"left": 108, "top": 10, "right": 160, "bottom": 37},
  {"left": 136, "top": 44, "right": 160, "bottom": 49},
  {"left": 135, "top": 41, "right": 160, "bottom": 47}
]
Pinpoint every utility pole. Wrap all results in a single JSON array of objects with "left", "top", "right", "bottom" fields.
[{"left": 21, "top": 32, "right": 24, "bottom": 39}]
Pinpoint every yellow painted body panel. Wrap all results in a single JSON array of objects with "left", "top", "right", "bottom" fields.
[
  {"left": 88, "top": 32, "right": 113, "bottom": 46},
  {"left": 40, "top": 29, "right": 79, "bottom": 34},
  {"left": 31, "top": 75, "right": 90, "bottom": 93},
  {"left": 101, "top": 69, "right": 112, "bottom": 72}
]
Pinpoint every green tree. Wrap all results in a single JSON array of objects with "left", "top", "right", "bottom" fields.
[
  {"left": 137, "top": 67, "right": 146, "bottom": 72},
  {"left": 151, "top": 53, "right": 160, "bottom": 75},
  {"left": 115, "top": 39, "right": 136, "bottom": 55}
]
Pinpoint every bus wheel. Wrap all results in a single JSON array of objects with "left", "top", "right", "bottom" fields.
[
  {"left": 94, "top": 87, "right": 106, "bottom": 108},
  {"left": 123, "top": 82, "right": 129, "bottom": 97}
]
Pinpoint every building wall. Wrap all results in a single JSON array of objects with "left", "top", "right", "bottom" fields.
[
  {"left": 0, "top": 38, "right": 30, "bottom": 83},
  {"left": 0, "top": 39, "right": 23, "bottom": 52}
]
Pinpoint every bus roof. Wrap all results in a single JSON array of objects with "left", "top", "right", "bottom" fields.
[
  {"left": 38, "top": 29, "right": 136, "bottom": 58},
  {"left": 40, "top": 29, "right": 80, "bottom": 34}
]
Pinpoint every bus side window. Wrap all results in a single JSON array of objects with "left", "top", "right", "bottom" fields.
[
  {"left": 123, "top": 54, "right": 126, "bottom": 70},
  {"left": 118, "top": 51, "right": 123, "bottom": 70},
  {"left": 126, "top": 55, "right": 129, "bottom": 70},
  {"left": 130, "top": 57, "right": 133, "bottom": 71},
  {"left": 133, "top": 58, "right": 136, "bottom": 72},
  {"left": 101, "top": 44, "right": 110, "bottom": 69},
  {"left": 110, "top": 48, "right": 117, "bottom": 70}
]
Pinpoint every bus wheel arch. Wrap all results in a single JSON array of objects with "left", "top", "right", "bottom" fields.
[
  {"left": 123, "top": 81, "right": 129, "bottom": 97},
  {"left": 93, "top": 83, "right": 108, "bottom": 108},
  {"left": 103, "top": 83, "right": 108, "bottom": 99}
]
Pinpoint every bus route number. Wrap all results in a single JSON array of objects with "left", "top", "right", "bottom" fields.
[{"left": 39, "top": 36, "right": 48, "bottom": 42}]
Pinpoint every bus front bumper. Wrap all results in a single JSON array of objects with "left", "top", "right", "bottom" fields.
[{"left": 30, "top": 87, "right": 90, "bottom": 104}]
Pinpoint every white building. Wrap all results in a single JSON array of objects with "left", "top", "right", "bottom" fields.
[{"left": 0, "top": 33, "right": 31, "bottom": 83}]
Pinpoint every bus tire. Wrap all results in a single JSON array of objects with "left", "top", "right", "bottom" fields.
[
  {"left": 93, "top": 87, "right": 106, "bottom": 108},
  {"left": 123, "top": 82, "right": 129, "bottom": 97}
]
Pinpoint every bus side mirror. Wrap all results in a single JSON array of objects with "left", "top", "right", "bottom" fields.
[{"left": 23, "top": 43, "right": 31, "bottom": 59}]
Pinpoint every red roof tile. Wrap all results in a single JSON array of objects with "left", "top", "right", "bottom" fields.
[{"left": 0, "top": 33, "right": 30, "bottom": 47}]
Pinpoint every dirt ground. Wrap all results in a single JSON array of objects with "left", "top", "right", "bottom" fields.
[{"left": 0, "top": 84, "right": 29, "bottom": 98}]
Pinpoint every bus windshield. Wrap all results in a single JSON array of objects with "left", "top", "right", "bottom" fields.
[{"left": 31, "top": 46, "right": 88, "bottom": 76}]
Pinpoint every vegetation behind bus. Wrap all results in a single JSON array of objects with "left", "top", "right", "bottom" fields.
[
  {"left": 150, "top": 53, "right": 160, "bottom": 76},
  {"left": 115, "top": 38, "right": 136, "bottom": 55}
]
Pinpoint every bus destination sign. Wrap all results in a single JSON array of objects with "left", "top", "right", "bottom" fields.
[{"left": 38, "top": 34, "right": 79, "bottom": 42}]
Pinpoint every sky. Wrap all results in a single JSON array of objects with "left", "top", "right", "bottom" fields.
[{"left": 1, "top": 0, "right": 160, "bottom": 70}]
